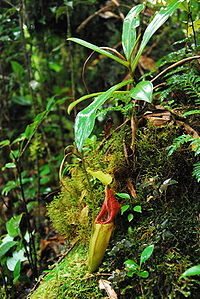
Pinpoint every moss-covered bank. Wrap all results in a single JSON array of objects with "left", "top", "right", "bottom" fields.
[{"left": 32, "top": 120, "right": 200, "bottom": 298}]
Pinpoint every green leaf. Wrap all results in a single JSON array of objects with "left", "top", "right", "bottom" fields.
[
  {"left": 68, "top": 92, "right": 103, "bottom": 114},
  {"left": 116, "top": 193, "right": 131, "bottom": 199},
  {"left": 128, "top": 213, "right": 134, "bottom": 222},
  {"left": 24, "top": 122, "right": 37, "bottom": 139},
  {"left": 183, "top": 110, "right": 200, "bottom": 116},
  {"left": 11, "top": 95, "right": 32, "bottom": 106},
  {"left": 67, "top": 37, "right": 129, "bottom": 67},
  {"left": 129, "top": 81, "right": 153, "bottom": 103},
  {"left": 180, "top": 265, "right": 200, "bottom": 278},
  {"left": 1, "top": 181, "right": 18, "bottom": 195},
  {"left": 6, "top": 214, "right": 23, "bottom": 237},
  {"left": 87, "top": 169, "right": 112, "bottom": 185},
  {"left": 46, "top": 97, "right": 55, "bottom": 111},
  {"left": 68, "top": 91, "right": 129, "bottom": 114},
  {"left": 140, "top": 245, "right": 154, "bottom": 267},
  {"left": 49, "top": 62, "right": 62, "bottom": 72},
  {"left": 75, "top": 79, "right": 133, "bottom": 151},
  {"left": 5, "top": 163, "right": 16, "bottom": 169},
  {"left": 124, "top": 259, "right": 139, "bottom": 269},
  {"left": 34, "top": 111, "right": 46, "bottom": 122},
  {"left": 122, "top": 4, "right": 144, "bottom": 61},
  {"left": 138, "top": 270, "right": 149, "bottom": 278},
  {"left": 121, "top": 205, "right": 130, "bottom": 215},
  {"left": 131, "top": 0, "right": 182, "bottom": 72},
  {"left": 0, "top": 139, "right": 10, "bottom": 148},
  {"left": 0, "top": 241, "right": 16, "bottom": 258},
  {"left": 13, "top": 260, "right": 21, "bottom": 283},
  {"left": 133, "top": 205, "right": 142, "bottom": 213},
  {"left": 11, "top": 61, "right": 24, "bottom": 77}
]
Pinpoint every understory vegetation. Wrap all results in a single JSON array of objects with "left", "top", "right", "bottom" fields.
[{"left": 0, "top": 0, "right": 199, "bottom": 298}]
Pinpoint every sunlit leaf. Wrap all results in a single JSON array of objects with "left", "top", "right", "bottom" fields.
[
  {"left": 133, "top": 205, "right": 142, "bottom": 213},
  {"left": 11, "top": 61, "right": 24, "bottom": 77},
  {"left": 122, "top": 4, "right": 144, "bottom": 60},
  {"left": 5, "top": 163, "right": 16, "bottom": 169},
  {"left": 68, "top": 92, "right": 103, "bottom": 114},
  {"left": 24, "top": 122, "right": 37, "bottom": 139},
  {"left": 6, "top": 214, "right": 23, "bottom": 237},
  {"left": 128, "top": 213, "right": 134, "bottom": 222},
  {"left": 0, "top": 139, "right": 10, "bottom": 148},
  {"left": 116, "top": 193, "right": 131, "bottom": 199},
  {"left": 75, "top": 79, "right": 133, "bottom": 151},
  {"left": 140, "top": 245, "right": 154, "bottom": 266},
  {"left": 131, "top": 0, "right": 183, "bottom": 72},
  {"left": 180, "top": 265, "right": 200, "bottom": 278},
  {"left": 121, "top": 205, "right": 130, "bottom": 215},
  {"left": 67, "top": 37, "right": 129, "bottom": 67},
  {"left": 188, "top": 20, "right": 200, "bottom": 36},
  {"left": 87, "top": 169, "right": 112, "bottom": 185},
  {"left": 1, "top": 181, "right": 18, "bottom": 196},
  {"left": 129, "top": 81, "right": 153, "bottom": 103},
  {"left": 138, "top": 270, "right": 149, "bottom": 278},
  {"left": 183, "top": 110, "right": 200, "bottom": 116}
]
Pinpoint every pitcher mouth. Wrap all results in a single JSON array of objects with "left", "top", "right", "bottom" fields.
[{"left": 95, "top": 186, "right": 121, "bottom": 224}]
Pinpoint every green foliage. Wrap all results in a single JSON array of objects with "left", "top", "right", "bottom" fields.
[
  {"left": 0, "top": 214, "right": 29, "bottom": 284},
  {"left": 158, "top": 68, "right": 200, "bottom": 105},
  {"left": 192, "top": 162, "right": 200, "bottom": 182},
  {"left": 124, "top": 245, "right": 154, "bottom": 278},
  {"left": 180, "top": 265, "right": 200, "bottom": 278},
  {"left": 122, "top": 4, "right": 144, "bottom": 61},
  {"left": 74, "top": 79, "right": 133, "bottom": 151},
  {"left": 30, "top": 245, "right": 103, "bottom": 299},
  {"left": 69, "top": 1, "right": 182, "bottom": 151},
  {"left": 166, "top": 134, "right": 200, "bottom": 181}
]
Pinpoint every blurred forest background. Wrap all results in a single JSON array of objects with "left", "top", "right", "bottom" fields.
[{"left": 0, "top": 0, "right": 199, "bottom": 298}]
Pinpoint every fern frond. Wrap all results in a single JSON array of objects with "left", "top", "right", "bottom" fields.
[
  {"left": 159, "top": 68, "right": 200, "bottom": 106},
  {"left": 190, "top": 138, "right": 200, "bottom": 156},
  {"left": 192, "top": 162, "right": 200, "bottom": 182},
  {"left": 166, "top": 134, "right": 192, "bottom": 156}
]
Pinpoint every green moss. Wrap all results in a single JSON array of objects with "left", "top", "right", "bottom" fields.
[
  {"left": 30, "top": 244, "right": 104, "bottom": 299},
  {"left": 47, "top": 125, "right": 130, "bottom": 241},
  {"left": 45, "top": 120, "right": 199, "bottom": 298}
]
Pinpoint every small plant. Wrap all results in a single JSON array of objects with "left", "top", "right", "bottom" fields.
[
  {"left": 124, "top": 244, "right": 154, "bottom": 278},
  {"left": 0, "top": 214, "right": 29, "bottom": 289},
  {"left": 120, "top": 203, "right": 142, "bottom": 223},
  {"left": 67, "top": 0, "right": 184, "bottom": 152},
  {"left": 179, "top": 265, "right": 200, "bottom": 279}
]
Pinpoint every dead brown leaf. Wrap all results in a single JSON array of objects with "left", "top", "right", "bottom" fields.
[{"left": 99, "top": 279, "right": 118, "bottom": 299}]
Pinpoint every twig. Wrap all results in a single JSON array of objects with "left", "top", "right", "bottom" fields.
[
  {"left": 151, "top": 55, "right": 200, "bottom": 83},
  {"left": 82, "top": 47, "right": 126, "bottom": 94},
  {"left": 76, "top": 5, "right": 112, "bottom": 32}
]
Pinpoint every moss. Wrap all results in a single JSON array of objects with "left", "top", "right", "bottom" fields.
[
  {"left": 45, "top": 119, "right": 199, "bottom": 298},
  {"left": 47, "top": 125, "right": 130, "bottom": 242},
  {"left": 30, "top": 244, "right": 104, "bottom": 299}
]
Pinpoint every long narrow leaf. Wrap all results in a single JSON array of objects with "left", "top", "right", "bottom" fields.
[
  {"left": 68, "top": 37, "right": 129, "bottom": 67},
  {"left": 122, "top": 4, "right": 144, "bottom": 61},
  {"left": 68, "top": 92, "right": 103, "bottom": 114},
  {"left": 131, "top": 0, "right": 183, "bottom": 72},
  {"left": 75, "top": 79, "right": 133, "bottom": 151},
  {"left": 68, "top": 91, "right": 130, "bottom": 114}
]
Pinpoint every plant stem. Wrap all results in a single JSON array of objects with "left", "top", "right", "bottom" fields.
[
  {"left": 15, "top": 158, "right": 38, "bottom": 277},
  {"left": 81, "top": 152, "right": 95, "bottom": 221}
]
